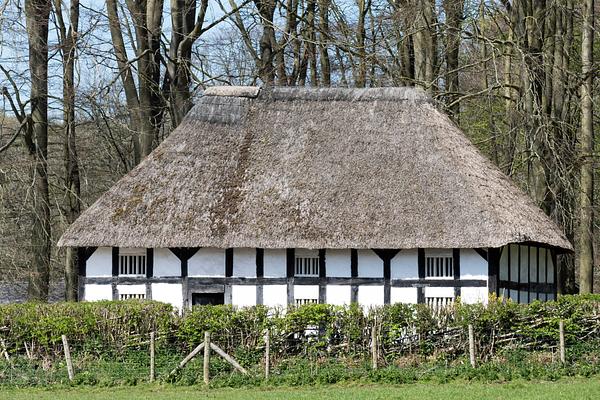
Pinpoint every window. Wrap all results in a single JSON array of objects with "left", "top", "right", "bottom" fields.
[
  {"left": 295, "top": 298, "right": 318, "bottom": 306},
  {"left": 295, "top": 249, "right": 319, "bottom": 277},
  {"left": 192, "top": 292, "right": 225, "bottom": 306},
  {"left": 119, "top": 248, "right": 147, "bottom": 276},
  {"left": 425, "top": 255, "right": 453, "bottom": 278},
  {"left": 426, "top": 296, "right": 453, "bottom": 310},
  {"left": 120, "top": 293, "right": 146, "bottom": 300}
]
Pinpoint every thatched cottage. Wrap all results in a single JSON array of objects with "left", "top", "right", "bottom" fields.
[{"left": 58, "top": 87, "right": 572, "bottom": 310}]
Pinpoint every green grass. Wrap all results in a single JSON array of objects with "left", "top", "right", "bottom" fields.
[{"left": 1, "top": 378, "right": 600, "bottom": 400}]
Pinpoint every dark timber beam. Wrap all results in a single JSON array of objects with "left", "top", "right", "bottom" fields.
[
  {"left": 83, "top": 276, "right": 488, "bottom": 287},
  {"left": 487, "top": 247, "right": 500, "bottom": 297},
  {"left": 169, "top": 248, "right": 199, "bottom": 309},
  {"left": 319, "top": 249, "right": 326, "bottom": 303},
  {"left": 146, "top": 248, "right": 154, "bottom": 279},
  {"left": 112, "top": 247, "right": 119, "bottom": 277},
  {"left": 286, "top": 249, "right": 295, "bottom": 305},
  {"left": 256, "top": 248, "right": 264, "bottom": 305},
  {"left": 417, "top": 249, "right": 425, "bottom": 304},
  {"left": 350, "top": 249, "right": 358, "bottom": 302},
  {"left": 474, "top": 248, "right": 488, "bottom": 261},
  {"left": 453, "top": 249, "right": 461, "bottom": 298},
  {"left": 372, "top": 249, "right": 400, "bottom": 305},
  {"left": 225, "top": 249, "right": 233, "bottom": 277}
]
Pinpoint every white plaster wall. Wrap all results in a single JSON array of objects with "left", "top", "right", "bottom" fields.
[
  {"left": 264, "top": 249, "right": 286, "bottom": 278},
  {"left": 294, "top": 285, "right": 319, "bottom": 301},
  {"left": 538, "top": 248, "right": 548, "bottom": 283},
  {"left": 529, "top": 248, "right": 538, "bottom": 282},
  {"left": 546, "top": 249, "right": 555, "bottom": 283},
  {"left": 358, "top": 286, "right": 384, "bottom": 308},
  {"left": 326, "top": 249, "right": 351, "bottom": 277},
  {"left": 519, "top": 246, "right": 529, "bottom": 283},
  {"left": 233, "top": 248, "right": 256, "bottom": 277},
  {"left": 358, "top": 249, "right": 383, "bottom": 278},
  {"left": 391, "top": 249, "right": 418, "bottom": 279},
  {"left": 263, "top": 285, "right": 287, "bottom": 307},
  {"left": 424, "top": 286, "right": 454, "bottom": 298},
  {"left": 460, "top": 249, "right": 487, "bottom": 280},
  {"left": 84, "top": 284, "right": 112, "bottom": 301},
  {"left": 390, "top": 287, "right": 417, "bottom": 304},
  {"left": 151, "top": 283, "right": 183, "bottom": 310},
  {"left": 117, "top": 284, "right": 146, "bottom": 295},
  {"left": 231, "top": 285, "right": 257, "bottom": 307},
  {"left": 510, "top": 244, "right": 519, "bottom": 282},
  {"left": 188, "top": 248, "right": 225, "bottom": 276},
  {"left": 461, "top": 287, "right": 488, "bottom": 304},
  {"left": 86, "top": 247, "right": 112, "bottom": 277},
  {"left": 153, "top": 248, "right": 181, "bottom": 277},
  {"left": 326, "top": 285, "right": 351, "bottom": 305}
]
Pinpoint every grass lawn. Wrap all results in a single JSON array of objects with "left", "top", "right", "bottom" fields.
[{"left": 1, "top": 378, "right": 599, "bottom": 400}]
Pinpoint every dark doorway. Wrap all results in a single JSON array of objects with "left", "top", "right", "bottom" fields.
[{"left": 192, "top": 292, "right": 225, "bottom": 306}]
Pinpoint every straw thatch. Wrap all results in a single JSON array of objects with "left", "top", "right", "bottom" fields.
[{"left": 58, "top": 86, "right": 572, "bottom": 251}]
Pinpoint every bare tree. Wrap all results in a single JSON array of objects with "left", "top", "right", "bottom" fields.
[
  {"left": 53, "top": 0, "right": 81, "bottom": 301},
  {"left": 578, "top": 0, "right": 594, "bottom": 293},
  {"left": 26, "top": 0, "right": 52, "bottom": 301}
]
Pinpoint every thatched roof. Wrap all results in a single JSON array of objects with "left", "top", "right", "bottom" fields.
[{"left": 59, "top": 86, "right": 572, "bottom": 252}]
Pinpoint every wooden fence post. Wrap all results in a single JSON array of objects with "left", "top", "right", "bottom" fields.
[
  {"left": 61, "top": 335, "right": 75, "bottom": 381},
  {"left": 559, "top": 320, "right": 565, "bottom": 364},
  {"left": 468, "top": 324, "right": 476, "bottom": 368},
  {"left": 371, "top": 324, "right": 378, "bottom": 370},
  {"left": 149, "top": 332, "right": 155, "bottom": 382},
  {"left": 0, "top": 338, "right": 10, "bottom": 362},
  {"left": 203, "top": 331, "right": 210, "bottom": 385},
  {"left": 264, "top": 329, "right": 270, "bottom": 380}
]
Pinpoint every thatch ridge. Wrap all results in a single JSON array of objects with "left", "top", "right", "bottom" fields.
[{"left": 58, "top": 86, "right": 572, "bottom": 251}]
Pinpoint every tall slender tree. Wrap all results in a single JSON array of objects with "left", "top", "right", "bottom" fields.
[
  {"left": 54, "top": 0, "right": 81, "bottom": 301},
  {"left": 579, "top": 0, "right": 595, "bottom": 293},
  {"left": 25, "top": 0, "right": 52, "bottom": 301}
]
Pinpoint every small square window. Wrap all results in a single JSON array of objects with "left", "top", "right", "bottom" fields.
[
  {"left": 294, "top": 249, "right": 320, "bottom": 277},
  {"left": 425, "top": 255, "right": 453, "bottom": 278},
  {"left": 119, "top": 248, "right": 147, "bottom": 276}
]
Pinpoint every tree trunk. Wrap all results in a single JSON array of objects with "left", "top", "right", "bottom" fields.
[
  {"left": 318, "top": 0, "right": 331, "bottom": 86},
  {"left": 355, "top": 0, "right": 369, "bottom": 87},
  {"left": 106, "top": 0, "right": 141, "bottom": 164},
  {"left": 254, "top": 0, "right": 276, "bottom": 85},
  {"left": 442, "top": 0, "right": 463, "bottom": 120},
  {"left": 54, "top": 0, "right": 81, "bottom": 301},
  {"left": 578, "top": 0, "right": 594, "bottom": 293},
  {"left": 25, "top": 0, "right": 52, "bottom": 302}
]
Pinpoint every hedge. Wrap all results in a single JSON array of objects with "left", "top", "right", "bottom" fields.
[{"left": 1, "top": 294, "right": 599, "bottom": 363}]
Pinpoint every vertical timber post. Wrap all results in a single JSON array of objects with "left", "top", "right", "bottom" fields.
[
  {"left": 61, "top": 335, "right": 74, "bottom": 381},
  {"left": 468, "top": 324, "right": 476, "bottom": 368},
  {"left": 264, "top": 329, "right": 270, "bottom": 380},
  {"left": 371, "top": 324, "right": 378, "bottom": 370},
  {"left": 149, "top": 332, "right": 155, "bottom": 382},
  {"left": 203, "top": 331, "right": 210, "bottom": 385},
  {"left": 559, "top": 320, "right": 565, "bottom": 364}
]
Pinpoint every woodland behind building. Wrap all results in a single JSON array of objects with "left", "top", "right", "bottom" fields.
[{"left": 0, "top": 0, "right": 598, "bottom": 300}]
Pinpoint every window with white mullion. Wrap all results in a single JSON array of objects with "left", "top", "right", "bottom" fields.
[
  {"left": 119, "top": 293, "right": 146, "bottom": 300},
  {"left": 118, "top": 248, "right": 147, "bottom": 276},
  {"left": 425, "top": 256, "right": 453, "bottom": 279},
  {"left": 295, "top": 257, "right": 320, "bottom": 277},
  {"left": 295, "top": 298, "right": 318, "bottom": 306}
]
